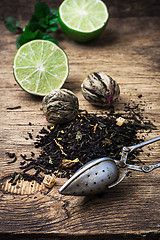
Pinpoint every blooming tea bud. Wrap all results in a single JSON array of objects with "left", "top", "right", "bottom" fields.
[
  {"left": 42, "top": 89, "right": 79, "bottom": 124},
  {"left": 81, "top": 72, "right": 120, "bottom": 106}
]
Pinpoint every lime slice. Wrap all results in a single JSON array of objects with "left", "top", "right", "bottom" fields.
[
  {"left": 58, "top": 0, "right": 109, "bottom": 43},
  {"left": 13, "top": 40, "right": 69, "bottom": 96}
]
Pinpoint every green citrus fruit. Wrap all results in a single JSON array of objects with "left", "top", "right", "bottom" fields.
[
  {"left": 13, "top": 40, "right": 69, "bottom": 96},
  {"left": 58, "top": 0, "right": 109, "bottom": 43}
]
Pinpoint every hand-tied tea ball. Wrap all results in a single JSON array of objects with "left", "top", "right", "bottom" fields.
[
  {"left": 42, "top": 89, "right": 79, "bottom": 124},
  {"left": 81, "top": 72, "right": 120, "bottom": 106}
]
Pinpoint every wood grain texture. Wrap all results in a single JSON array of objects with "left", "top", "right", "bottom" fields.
[
  {"left": 0, "top": 6, "right": 160, "bottom": 240},
  {"left": 1, "top": 0, "right": 160, "bottom": 20}
]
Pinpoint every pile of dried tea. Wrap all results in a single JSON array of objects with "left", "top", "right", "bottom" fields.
[{"left": 9, "top": 103, "right": 156, "bottom": 185}]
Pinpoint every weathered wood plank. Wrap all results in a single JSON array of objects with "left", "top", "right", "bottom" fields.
[
  {"left": 0, "top": 14, "right": 160, "bottom": 240},
  {"left": 1, "top": 0, "right": 160, "bottom": 21}
]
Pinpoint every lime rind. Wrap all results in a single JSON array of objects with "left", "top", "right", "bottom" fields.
[{"left": 13, "top": 40, "right": 69, "bottom": 96}]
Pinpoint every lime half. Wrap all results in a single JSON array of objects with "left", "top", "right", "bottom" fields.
[
  {"left": 13, "top": 40, "right": 69, "bottom": 96},
  {"left": 58, "top": 0, "right": 109, "bottom": 43}
]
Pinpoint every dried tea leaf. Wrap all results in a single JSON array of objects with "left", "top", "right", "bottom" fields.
[{"left": 76, "top": 131, "right": 83, "bottom": 141}]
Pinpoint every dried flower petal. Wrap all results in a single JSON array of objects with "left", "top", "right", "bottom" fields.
[{"left": 61, "top": 158, "right": 79, "bottom": 168}]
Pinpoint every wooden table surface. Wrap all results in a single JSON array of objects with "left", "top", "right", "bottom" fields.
[{"left": 0, "top": 1, "right": 160, "bottom": 239}]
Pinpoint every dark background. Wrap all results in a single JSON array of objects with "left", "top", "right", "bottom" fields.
[{"left": 0, "top": 0, "right": 160, "bottom": 21}]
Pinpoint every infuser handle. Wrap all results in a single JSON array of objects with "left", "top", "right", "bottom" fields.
[
  {"left": 127, "top": 162, "right": 160, "bottom": 173},
  {"left": 119, "top": 136, "right": 160, "bottom": 167},
  {"left": 141, "top": 162, "right": 160, "bottom": 173},
  {"left": 128, "top": 136, "right": 160, "bottom": 152}
]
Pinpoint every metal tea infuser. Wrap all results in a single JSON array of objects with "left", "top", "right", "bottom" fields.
[{"left": 59, "top": 136, "right": 160, "bottom": 196}]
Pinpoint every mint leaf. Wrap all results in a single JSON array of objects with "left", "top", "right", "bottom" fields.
[
  {"left": 35, "top": 1, "right": 50, "bottom": 20},
  {"left": 31, "top": 4, "right": 59, "bottom": 32},
  {"left": 42, "top": 33, "right": 58, "bottom": 45},
  {"left": 4, "top": 16, "right": 21, "bottom": 33},
  {"left": 28, "top": 14, "right": 39, "bottom": 25},
  {"left": 24, "top": 22, "right": 45, "bottom": 33},
  {"left": 39, "top": 15, "right": 59, "bottom": 32},
  {"left": 50, "top": 8, "right": 58, "bottom": 17},
  {"left": 5, "top": 3, "right": 59, "bottom": 48},
  {"left": 48, "top": 15, "right": 58, "bottom": 25},
  {"left": 47, "top": 22, "right": 59, "bottom": 32},
  {"left": 16, "top": 30, "right": 43, "bottom": 48},
  {"left": 39, "top": 19, "right": 48, "bottom": 29},
  {"left": 48, "top": 9, "right": 59, "bottom": 31}
]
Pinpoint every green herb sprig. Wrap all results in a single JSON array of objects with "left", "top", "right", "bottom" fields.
[{"left": 4, "top": 1, "right": 59, "bottom": 48}]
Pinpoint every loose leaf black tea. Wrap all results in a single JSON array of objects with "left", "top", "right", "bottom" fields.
[{"left": 8, "top": 103, "right": 156, "bottom": 185}]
